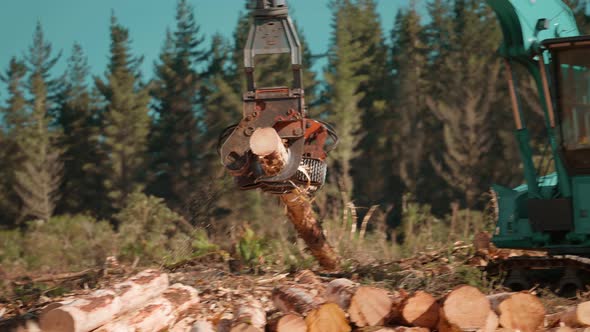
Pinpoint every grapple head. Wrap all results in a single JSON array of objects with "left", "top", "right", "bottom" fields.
[{"left": 219, "top": 87, "right": 337, "bottom": 194}]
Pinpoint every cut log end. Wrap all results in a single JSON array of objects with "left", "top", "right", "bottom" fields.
[
  {"left": 348, "top": 286, "right": 393, "bottom": 327},
  {"left": 489, "top": 292, "right": 545, "bottom": 332},
  {"left": 439, "top": 285, "right": 490, "bottom": 332},
  {"left": 274, "top": 314, "right": 307, "bottom": 332},
  {"left": 306, "top": 303, "right": 351, "bottom": 332},
  {"left": 400, "top": 291, "right": 439, "bottom": 329},
  {"left": 39, "top": 309, "right": 75, "bottom": 332}
]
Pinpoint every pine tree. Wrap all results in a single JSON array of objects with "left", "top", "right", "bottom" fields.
[
  {"left": 323, "top": 0, "right": 382, "bottom": 212},
  {"left": 55, "top": 43, "right": 102, "bottom": 214},
  {"left": 14, "top": 22, "right": 63, "bottom": 221},
  {"left": 0, "top": 57, "right": 28, "bottom": 224},
  {"left": 425, "top": 0, "right": 502, "bottom": 208},
  {"left": 149, "top": 0, "right": 208, "bottom": 209},
  {"left": 95, "top": 14, "right": 151, "bottom": 212},
  {"left": 390, "top": 5, "right": 429, "bottom": 195},
  {"left": 351, "top": 0, "right": 391, "bottom": 206}
]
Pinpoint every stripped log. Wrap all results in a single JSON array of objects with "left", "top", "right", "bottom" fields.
[
  {"left": 272, "top": 285, "right": 321, "bottom": 315},
  {"left": 306, "top": 303, "right": 351, "bottom": 332},
  {"left": 190, "top": 320, "right": 216, "bottom": 332},
  {"left": 250, "top": 127, "right": 290, "bottom": 176},
  {"left": 390, "top": 290, "right": 439, "bottom": 329},
  {"left": 356, "top": 327, "right": 429, "bottom": 332},
  {"left": 546, "top": 302, "right": 590, "bottom": 328},
  {"left": 487, "top": 292, "right": 545, "bottom": 332},
  {"left": 40, "top": 269, "right": 168, "bottom": 332},
  {"left": 326, "top": 278, "right": 357, "bottom": 310},
  {"left": 249, "top": 127, "right": 341, "bottom": 271},
  {"left": 438, "top": 285, "right": 491, "bottom": 332},
  {"left": 230, "top": 300, "right": 266, "bottom": 332},
  {"left": 268, "top": 314, "right": 307, "bottom": 332},
  {"left": 348, "top": 286, "right": 393, "bottom": 327},
  {"left": 95, "top": 283, "right": 199, "bottom": 332}
]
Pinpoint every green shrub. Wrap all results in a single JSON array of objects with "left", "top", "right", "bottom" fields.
[
  {"left": 237, "top": 226, "right": 264, "bottom": 268},
  {"left": 24, "top": 215, "right": 115, "bottom": 272},
  {"left": 0, "top": 229, "right": 24, "bottom": 269},
  {"left": 116, "top": 192, "right": 217, "bottom": 265}
]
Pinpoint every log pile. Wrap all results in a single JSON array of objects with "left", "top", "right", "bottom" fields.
[{"left": 8, "top": 269, "right": 590, "bottom": 332}]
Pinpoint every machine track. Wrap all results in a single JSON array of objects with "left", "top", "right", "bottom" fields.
[{"left": 486, "top": 255, "right": 590, "bottom": 294}]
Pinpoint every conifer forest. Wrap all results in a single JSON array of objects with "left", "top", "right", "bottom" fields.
[{"left": 3, "top": 1, "right": 590, "bottom": 326}]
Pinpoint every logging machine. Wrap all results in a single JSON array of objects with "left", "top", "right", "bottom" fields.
[
  {"left": 486, "top": 0, "right": 590, "bottom": 291},
  {"left": 218, "top": 0, "right": 338, "bottom": 195}
]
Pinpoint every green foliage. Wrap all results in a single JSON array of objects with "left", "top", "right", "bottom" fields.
[
  {"left": 55, "top": 43, "right": 103, "bottom": 214},
  {"left": 236, "top": 226, "right": 264, "bottom": 269},
  {"left": 24, "top": 215, "right": 115, "bottom": 272},
  {"left": 0, "top": 229, "right": 24, "bottom": 268},
  {"left": 11, "top": 22, "right": 64, "bottom": 222},
  {"left": 116, "top": 192, "right": 218, "bottom": 265},
  {"left": 149, "top": 0, "right": 208, "bottom": 210},
  {"left": 95, "top": 14, "right": 151, "bottom": 212}
]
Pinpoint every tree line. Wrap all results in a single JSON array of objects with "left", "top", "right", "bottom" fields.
[{"left": 0, "top": 0, "right": 588, "bottom": 232}]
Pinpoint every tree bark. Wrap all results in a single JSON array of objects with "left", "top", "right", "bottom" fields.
[
  {"left": 438, "top": 285, "right": 491, "bottom": 332},
  {"left": 230, "top": 300, "right": 266, "bottom": 332},
  {"left": 272, "top": 285, "right": 322, "bottom": 315},
  {"left": 249, "top": 127, "right": 341, "bottom": 270},
  {"left": 487, "top": 292, "right": 545, "bottom": 332},
  {"left": 325, "top": 278, "right": 357, "bottom": 310},
  {"left": 40, "top": 269, "right": 169, "bottom": 332},
  {"left": 280, "top": 192, "right": 341, "bottom": 270},
  {"left": 348, "top": 286, "right": 393, "bottom": 327},
  {"left": 95, "top": 283, "right": 200, "bottom": 332}
]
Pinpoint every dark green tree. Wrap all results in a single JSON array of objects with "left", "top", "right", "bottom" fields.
[
  {"left": 322, "top": 0, "right": 386, "bottom": 215},
  {"left": 351, "top": 0, "right": 391, "bottom": 207},
  {"left": 149, "top": 0, "right": 208, "bottom": 210},
  {"left": 95, "top": 14, "right": 151, "bottom": 212},
  {"left": 0, "top": 57, "right": 28, "bottom": 224},
  {"left": 426, "top": 0, "right": 503, "bottom": 208},
  {"left": 55, "top": 43, "right": 102, "bottom": 214},
  {"left": 14, "top": 22, "right": 63, "bottom": 221},
  {"left": 390, "top": 5, "right": 429, "bottom": 195}
]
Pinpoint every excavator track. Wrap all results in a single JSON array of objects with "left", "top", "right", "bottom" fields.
[{"left": 486, "top": 255, "right": 590, "bottom": 294}]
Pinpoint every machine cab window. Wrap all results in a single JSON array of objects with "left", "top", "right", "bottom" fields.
[{"left": 547, "top": 37, "right": 590, "bottom": 170}]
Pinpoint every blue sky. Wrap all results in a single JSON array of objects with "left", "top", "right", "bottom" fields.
[{"left": 0, "top": 0, "right": 413, "bottom": 83}]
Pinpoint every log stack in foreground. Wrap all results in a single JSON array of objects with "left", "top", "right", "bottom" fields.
[{"left": 25, "top": 269, "right": 590, "bottom": 332}]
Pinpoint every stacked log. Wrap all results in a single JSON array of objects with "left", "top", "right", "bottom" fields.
[
  {"left": 95, "top": 283, "right": 199, "bottom": 332},
  {"left": 40, "top": 269, "right": 169, "bottom": 332},
  {"left": 487, "top": 292, "right": 545, "bottom": 332},
  {"left": 438, "top": 285, "right": 493, "bottom": 332},
  {"left": 24, "top": 268, "right": 590, "bottom": 332},
  {"left": 546, "top": 301, "right": 590, "bottom": 328}
]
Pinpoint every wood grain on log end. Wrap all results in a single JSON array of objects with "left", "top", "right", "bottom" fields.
[
  {"left": 489, "top": 292, "right": 544, "bottom": 332},
  {"left": 400, "top": 291, "right": 439, "bottom": 329},
  {"left": 306, "top": 303, "right": 351, "bottom": 332},
  {"left": 349, "top": 286, "right": 393, "bottom": 327},
  {"left": 438, "top": 285, "right": 490, "bottom": 332}
]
